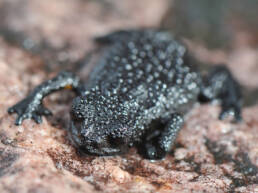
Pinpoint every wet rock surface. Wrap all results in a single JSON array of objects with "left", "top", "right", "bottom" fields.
[{"left": 0, "top": 0, "right": 257, "bottom": 193}]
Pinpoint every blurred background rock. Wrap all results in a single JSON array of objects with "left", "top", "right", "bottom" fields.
[{"left": 163, "top": 0, "right": 258, "bottom": 49}]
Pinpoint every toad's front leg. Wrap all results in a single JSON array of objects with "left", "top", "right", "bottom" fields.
[
  {"left": 139, "top": 114, "right": 184, "bottom": 160},
  {"left": 8, "top": 71, "right": 81, "bottom": 125}
]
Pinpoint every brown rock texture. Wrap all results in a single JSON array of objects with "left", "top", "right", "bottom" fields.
[{"left": 0, "top": 1, "right": 257, "bottom": 193}]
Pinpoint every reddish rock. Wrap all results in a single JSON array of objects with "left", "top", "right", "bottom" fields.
[{"left": 0, "top": 1, "right": 257, "bottom": 193}]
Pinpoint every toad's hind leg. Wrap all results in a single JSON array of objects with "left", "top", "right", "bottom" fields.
[
  {"left": 199, "top": 65, "right": 242, "bottom": 122},
  {"left": 138, "top": 114, "right": 184, "bottom": 160}
]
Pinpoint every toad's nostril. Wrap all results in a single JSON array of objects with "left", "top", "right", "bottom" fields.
[{"left": 108, "top": 134, "right": 125, "bottom": 148}]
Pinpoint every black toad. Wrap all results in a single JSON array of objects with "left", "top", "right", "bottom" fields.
[{"left": 8, "top": 30, "right": 242, "bottom": 160}]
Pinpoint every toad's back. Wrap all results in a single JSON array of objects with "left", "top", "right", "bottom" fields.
[{"left": 86, "top": 30, "right": 202, "bottom": 115}]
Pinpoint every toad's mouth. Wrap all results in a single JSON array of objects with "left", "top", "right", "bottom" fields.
[{"left": 68, "top": 121, "right": 127, "bottom": 156}]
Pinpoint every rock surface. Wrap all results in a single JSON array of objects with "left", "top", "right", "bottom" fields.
[
  {"left": 163, "top": 0, "right": 258, "bottom": 49},
  {"left": 0, "top": 0, "right": 257, "bottom": 193}
]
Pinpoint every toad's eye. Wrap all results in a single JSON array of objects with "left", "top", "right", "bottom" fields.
[
  {"left": 71, "top": 110, "right": 84, "bottom": 122},
  {"left": 71, "top": 97, "right": 88, "bottom": 121}
]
